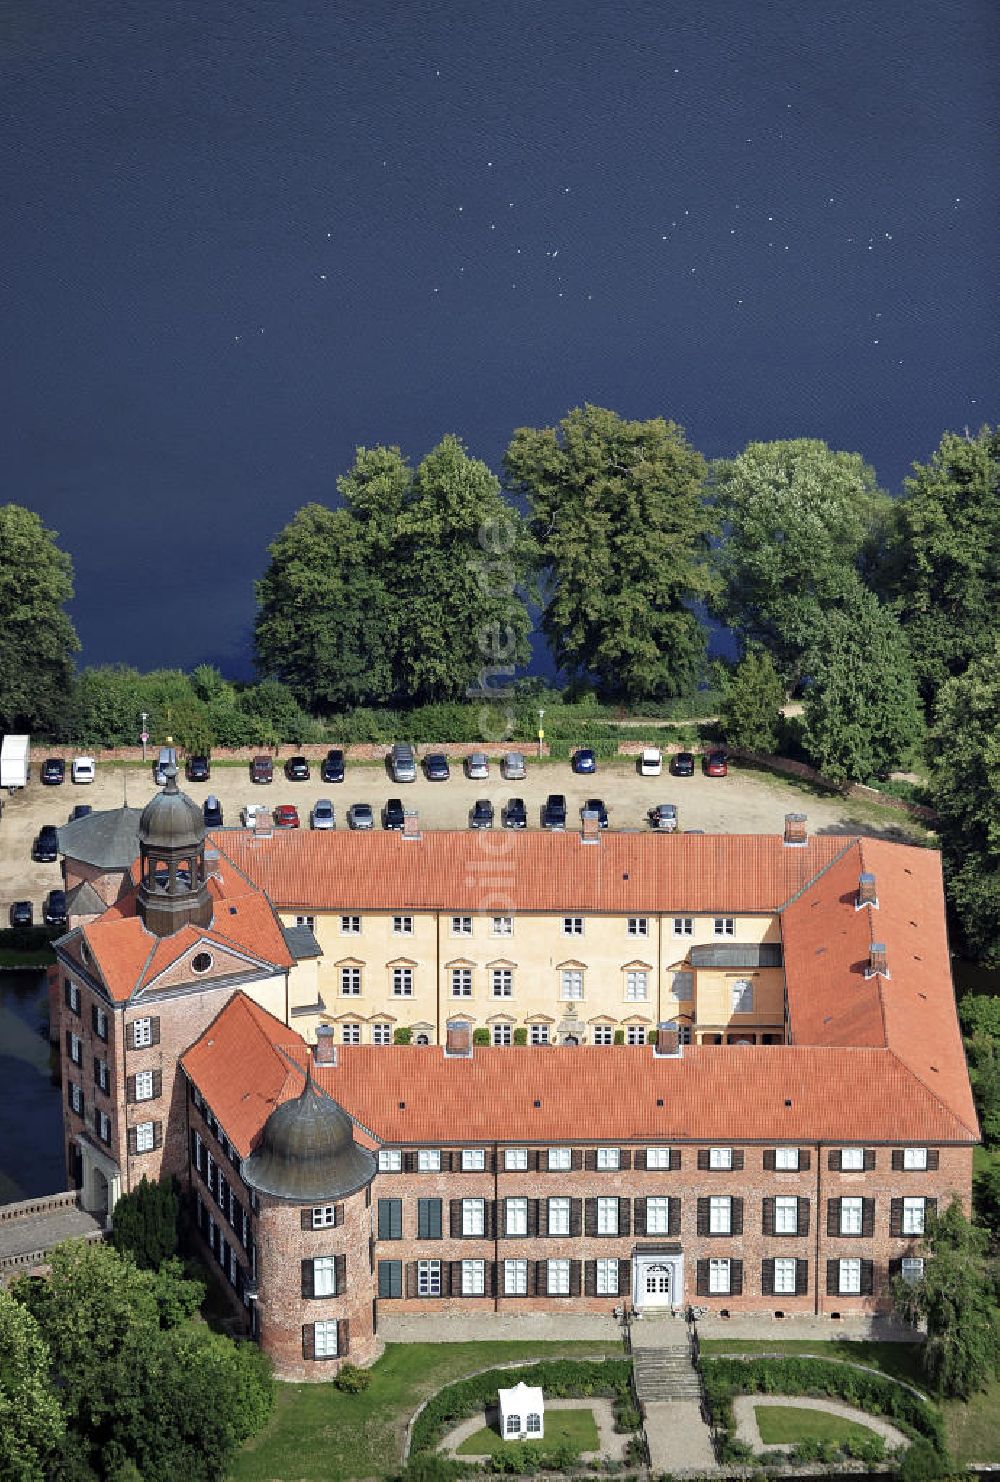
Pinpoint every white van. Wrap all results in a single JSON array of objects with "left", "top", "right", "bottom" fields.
[
  {"left": 640, "top": 748, "right": 663, "bottom": 776},
  {"left": 153, "top": 746, "right": 177, "bottom": 784},
  {"left": 71, "top": 756, "right": 96, "bottom": 784}
]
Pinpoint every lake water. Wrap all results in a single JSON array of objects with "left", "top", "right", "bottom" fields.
[{"left": 0, "top": 971, "right": 67, "bottom": 1202}]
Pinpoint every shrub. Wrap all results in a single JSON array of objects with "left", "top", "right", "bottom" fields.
[
  {"left": 333, "top": 1363, "right": 371, "bottom": 1393},
  {"left": 513, "top": 1027, "right": 528, "bottom": 1046},
  {"left": 613, "top": 1029, "right": 625, "bottom": 1045},
  {"left": 472, "top": 1028, "right": 490, "bottom": 1046},
  {"left": 898, "top": 1437, "right": 949, "bottom": 1482},
  {"left": 400, "top": 1455, "right": 474, "bottom": 1482},
  {"left": 111, "top": 1176, "right": 180, "bottom": 1269},
  {"left": 613, "top": 1399, "right": 642, "bottom": 1432},
  {"left": 393, "top": 1027, "right": 413, "bottom": 1045},
  {"left": 624, "top": 1435, "right": 647, "bottom": 1466}
]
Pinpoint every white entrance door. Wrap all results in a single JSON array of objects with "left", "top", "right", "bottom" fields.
[{"left": 638, "top": 1260, "right": 673, "bottom": 1307}]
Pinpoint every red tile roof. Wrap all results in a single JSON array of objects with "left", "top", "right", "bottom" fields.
[{"left": 214, "top": 829, "right": 851, "bottom": 915}]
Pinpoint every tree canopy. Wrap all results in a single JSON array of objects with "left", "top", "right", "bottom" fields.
[
  {"left": 0, "top": 504, "right": 79, "bottom": 732},
  {"left": 718, "top": 648, "right": 786, "bottom": 754},
  {"left": 111, "top": 1176, "right": 180, "bottom": 1270},
  {"left": 0, "top": 1290, "right": 65, "bottom": 1482},
  {"left": 710, "top": 439, "right": 890, "bottom": 685},
  {"left": 504, "top": 404, "right": 713, "bottom": 701}
]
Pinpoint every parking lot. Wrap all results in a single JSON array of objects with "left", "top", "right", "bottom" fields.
[{"left": 0, "top": 751, "right": 928, "bottom": 924}]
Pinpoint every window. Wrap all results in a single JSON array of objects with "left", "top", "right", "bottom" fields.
[
  {"left": 378, "top": 1199, "right": 403, "bottom": 1239},
  {"left": 340, "top": 966, "right": 361, "bottom": 996},
  {"left": 378, "top": 1260, "right": 403, "bottom": 1298},
  {"left": 597, "top": 1197, "right": 619, "bottom": 1235},
  {"left": 393, "top": 915, "right": 413, "bottom": 935},
  {"left": 563, "top": 916, "right": 583, "bottom": 936},
  {"left": 340, "top": 915, "right": 361, "bottom": 935},
  {"left": 68, "top": 1032, "right": 82, "bottom": 1066},
  {"left": 901, "top": 1257, "right": 924, "bottom": 1284},
  {"left": 66, "top": 981, "right": 81, "bottom": 1014},
  {"left": 491, "top": 916, "right": 513, "bottom": 936},
  {"left": 506, "top": 1197, "right": 528, "bottom": 1235},
  {"left": 342, "top": 1023, "right": 361, "bottom": 1045},
  {"left": 561, "top": 970, "right": 584, "bottom": 1000},
  {"left": 191, "top": 952, "right": 213, "bottom": 974},
  {"left": 709, "top": 1196, "right": 732, "bottom": 1234},
  {"left": 647, "top": 1197, "right": 671, "bottom": 1234},
  {"left": 132, "top": 1017, "right": 153, "bottom": 1049},
  {"left": 313, "top": 1256, "right": 338, "bottom": 1296},
  {"left": 505, "top": 1259, "right": 527, "bottom": 1295},
  {"left": 97, "top": 1109, "right": 111, "bottom": 1144},
  {"left": 903, "top": 1147, "right": 928, "bottom": 1171},
  {"left": 392, "top": 967, "right": 413, "bottom": 997},
  {"left": 714, "top": 918, "right": 735, "bottom": 936},
  {"left": 625, "top": 971, "right": 648, "bottom": 1001},
  {"left": 774, "top": 1257, "right": 797, "bottom": 1294},
  {"left": 492, "top": 1024, "right": 512, "bottom": 1046},
  {"left": 627, "top": 917, "right": 649, "bottom": 937},
  {"left": 709, "top": 1147, "right": 733, "bottom": 1170},
  {"left": 378, "top": 1150, "right": 402, "bottom": 1172},
  {"left": 530, "top": 1024, "right": 549, "bottom": 1045},
  {"left": 94, "top": 1058, "right": 110, "bottom": 1094},
  {"left": 295, "top": 915, "right": 316, "bottom": 929},
  {"left": 840, "top": 1197, "right": 863, "bottom": 1235},
  {"left": 94, "top": 1005, "right": 108, "bottom": 1040},
  {"left": 462, "top": 1199, "right": 485, "bottom": 1236},
  {"left": 314, "top": 1319, "right": 339, "bottom": 1357},
  {"left": 775, "top": 1196, "right": 799, "bottom": 1234},
  {"left": 312, "top": 1205, "right": 338, "bottom": 1228},
  {"left": 626, "top": 1025, "right": 645, "bottom": 1046},
  {"left": 505, "top": 1148, "right": 528, "bottom": 1171},
  {"left": 418, "top": 1149, "right": 441, "bottom": 1172},
  {"left": 135, "top": 1070, "right": 155, "bottom": 1102},
  {"left": 451, "top": 916, "right": 472, "bottom": 936},
  {"left": 731, "top": 978, "right": 754, "bottom": 1013},
  {"left": 548, "top": 1198, "right": 570, "bottom": 1236},
  {"left": 462, "top": 1259, "right": 485, "bottom": 1295},
  {"left": 592, "top": 1024, "right": 613, "bottom": 1045},
  {"left": 596, "top": 1148, "right": 620, "bottom": 1170},
  {"left": 547, "top": 1258, "right": 570, "bottom": 1295},
  {"left": 492, "top": 968, "right": 513, "bottom": 997},
  {"left": 451, "top": 968, "right": 472, "bottom": 997},
  {"left": 840, "top": 1147, "right": 865, "bottom": 1171},
  {"left": 69, "top": 1082, "right": 83, "bottom": 1115},
  {"left": 647, "top": 1147, "right": 671, "bottom": 1170},
  {"left": 417, "top": 1199, "right": 442, "bottom": 1239},
  {"left": 506, "top": 1415, "right": 520, "bottom": 1435},
  {"left": 372, "top": 1022, "right": 392, "bottom": 1045},
  {"left": 838, "top": 1257, "right": 861, "bottom": 1295},
  {"left": 596, "top": 1257, "right": 619, "bottom": 1294},
  {"left": 526, "top": 1413, "right": 541, "bottom": 1434},
  {"left": 709, "top": 1258, "right": 731, "bottom": 1294},
  {"left": 673, "top": 917, "right": 693, "bottom": 937},
  {"left": 547, "top": 1147, "right": 571, "bottom": 1171},
  {"left": 462, "top": 1148, "right": 486, "bottom": 1171},
  {"left": 417, "top": 1260, "right": 441, "bottom": 1296},
  {"left": 774, "top": 1147, "right": 799, "bottom": 1171},
  {"left": 902, "top": 1197, "right": 926, "bottom": 1235}
]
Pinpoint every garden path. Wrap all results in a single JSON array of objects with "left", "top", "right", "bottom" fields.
[
  {"left": 438, "top": 1397, "right": 627, "bottom": 1462},
  {"left": 733, "top": 1395, "right": 910, "bottom": 1453}
]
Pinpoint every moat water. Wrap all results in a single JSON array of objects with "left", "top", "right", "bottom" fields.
[{"left": 0, "top": 970, "right": 66, "bottom": 1202}]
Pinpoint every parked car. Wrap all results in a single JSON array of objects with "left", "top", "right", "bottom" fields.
[
  {"left": 465, "top": 752, "right": 489, "bottom": 780},
  {"left": 704, "top": 750, "right": 729, "bottom": 777},
  {"left": 153, "top": 747, "right": 176, "bottom": 784},
  {"left": 383, "top": 797, "right": 406, "bottom": 831},
  {"left": 69, "top": 804, "right": 93, "bottom": 821},
  {"left": 671, "top": 751, "right": 695, "bottom": 777},
  {"left": 571, "top": 748, "right": 597, "bottom": 774},
  {"left": 321, "top": 749, "right": 345, "bottom": 783},
  {"left": 648, "top": 803, "right": 679, "bottom": 832},
  {"left": 273, "top": 804, "right": 300, "bottom": 829},
  {"left": 44, "top": 889, "right": 68, "bottom": 929},
  {"left": 469, "top": 798, "right": 494, "bottom": 829},
  {"left": 71, "top": 756, "right": 96, "bottom": 784},
  {"left": 34, "top": 825, "right": 59, "bottom": 862},
  {"left": 543, "top": 793, "right": 567, "bottom": 829},
  {"left": 203, "top": 796, "right": 224, "bottom": 827},
  {"left": 424, "top": 753, "right": 450, "bottom": 781},
  {"left": 41, "top": 757, "right": 65, "bottom": 785},
  {"left": 390, "top": 743, "right": 416, "bottom": 783},
  {"left": 284, "top": 756, "right": 310, "bottom": 781},
  {"left": 251, "top": 755, "right": 273, "bottom": 784},
  {"left": 639, "top": 748, "right": 662, "bottom": 777},
  {"left": 581, "top": 798, "right": 609, "bottom": 828},
  {"left": 241, "top": 803, "right": 269, "bottom": 828},
  {"left": 310, "top": 798, "right": 336, "bottom": 830},
  {"left": 503, "top": 797, "right": 527, "bottom": 829},
  {"left": 502, "top": 752, "right": 527, "bottom": 781},
  {"left": 9, "top": 900, "right": 33, "bottom": 928},
  {"left": 348, "top": 802, "right": 375, "bottom": 830},
  {"left": 186, "top": 755, "right": 211, "bottom": 782}
]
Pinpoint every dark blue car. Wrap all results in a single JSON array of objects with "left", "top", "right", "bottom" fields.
[
  {"left": 424, "top": 753, "right": 450, "bottom": 781},
  {"left": 571, "top": 748, "right": 597, "bottom": 774}
]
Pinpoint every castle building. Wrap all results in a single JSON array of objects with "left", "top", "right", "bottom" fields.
[{"left": 49, "top": 776, "right": 978, "bottom": 1379}]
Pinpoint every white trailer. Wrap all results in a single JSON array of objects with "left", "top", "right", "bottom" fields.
[{"left": 0, "top": 734, "right": 30, "bottom": 791}]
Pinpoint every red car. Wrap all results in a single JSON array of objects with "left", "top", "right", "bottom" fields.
[
  {"left": 273, "top": 804, "right": 300, "bottom": 829},
  {"left": 704, "top": 751, "right": 729, "bottom": 777}
]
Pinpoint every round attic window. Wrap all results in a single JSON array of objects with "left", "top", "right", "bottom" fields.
[{"left": 191, "top": 952, "right": 213, "bottom": 974}]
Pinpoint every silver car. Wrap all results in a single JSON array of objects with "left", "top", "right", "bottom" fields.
[
  {"left": 502, "top": 751, "right": 527, "bottom": 780},
  {"left": 465, "top": 752, "right": 490, "bottom": 780},
  {"left": 648, "top": 803, "right": 679, "bottom": 832},
  {"left": 348, "top": 803, "right": 375, "bottom": 830},
  {"left": 310, "top": 798, "right": 336, "bottom": 830}
]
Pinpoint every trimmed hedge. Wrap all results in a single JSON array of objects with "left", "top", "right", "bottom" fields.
[{"left": 408, "top": 1358, "right": 632, "bottom": 1458}]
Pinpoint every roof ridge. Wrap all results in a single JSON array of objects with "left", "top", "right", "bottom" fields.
[{"left": 776, "top": 836, "right": 860, "bottom": 913}]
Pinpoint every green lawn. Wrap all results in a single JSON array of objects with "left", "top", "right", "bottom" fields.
[
  {"left": 229, "top": 1340, "right": 621, "bottom": 1482},
  {"left": 754, "top": 1404, "right": 883, "bottom": 1446},
  {"left": 0, "top": 946, "right": 55, "bottom": 967},
  {"left": 945, "top": 1374, "right": 1000, "bottom": 1466},
  {"left": 455, "top": 1408, "right": 598, "bottom": 1457}
]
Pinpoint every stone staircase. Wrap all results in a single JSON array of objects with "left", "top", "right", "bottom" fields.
[{"left": 632, "top": 1342, "right": 702, "bottom": 1404}]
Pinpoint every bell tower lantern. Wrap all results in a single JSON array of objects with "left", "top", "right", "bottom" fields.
[{"left": 136, "top": 768, "right": 213, "bottom": 937}]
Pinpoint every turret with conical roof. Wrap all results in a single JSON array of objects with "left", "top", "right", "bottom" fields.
[
  {"left": 242, "top": 1063, "right": 376, "bottom": 1202},
  {"left": 136, "top": 767, "right": 213, "bottom": 937}
]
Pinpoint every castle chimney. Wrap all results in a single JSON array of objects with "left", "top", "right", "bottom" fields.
[
  {"left": 857, "top": 872, "right": 878, "bottom": 909},
  {"left": 314, "top": 1024, "right": 337, "bottom": 1065},
  {"left": 654, "top": 1023, "right": 681, "bottom": 1058},
  {"left": 581, "top": 809, "right": 601, "bottom": 844},
  {"left": 865, "top": 943, "right": 889, "bottom": 979},
  {"left": 445, "top": 1020, "right": 472, "bottom": 1058},
  {"left": 783, "top": 813, "right": 807, "bottom": 846},
  {"left": 403, "top": 809, "right": 421, "bottom": 840}
]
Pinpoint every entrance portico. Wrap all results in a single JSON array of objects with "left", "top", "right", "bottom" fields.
[
  {"left": 633, "top": 1248, "right": 684, "bottom": 1311},
  {"left": 76, "top": 1135, "right": 121, "bottom": 1228}
]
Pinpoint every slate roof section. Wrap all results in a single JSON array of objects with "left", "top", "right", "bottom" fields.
[
  {"left": 689, "top": 943, "right": 783, "bottom": 969},
  {"left": 281, "top": 924, "right": 322, "bottom": 960},
  {"left": 57, "top": 807, "right": 142, "bottom": 870},
  {"left": 65, "top": 880, "right": 108, "bottom": 918}
]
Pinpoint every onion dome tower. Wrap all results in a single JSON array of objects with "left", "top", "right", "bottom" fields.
[
  {"left": 242, "top": 1062, "right": 375, "bottom": 1202},
  {"left": 136, "top": 767, "right": 213, "bottom": 937}
]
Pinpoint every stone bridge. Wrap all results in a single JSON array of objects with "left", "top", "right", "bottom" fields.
[{"left": 0, "top": 1190, "right": 105, "bottom": 1286}]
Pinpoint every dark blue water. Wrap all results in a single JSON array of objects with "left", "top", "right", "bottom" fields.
[
  {"left": 0, "top": 1, "right": 996, "bottom": 677},
  {"left": 0, "top": 972, "right": 66, "bottom": 1200}
]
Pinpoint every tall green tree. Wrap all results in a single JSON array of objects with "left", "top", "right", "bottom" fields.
[
  {"left": 0, "top": 1291, "right": 65, "bottom": 1482},
  {"left": 800, "top": 585, "right": 923, "bottom": 782},
  {"left": 111, "top": 1176, "right": 179, "bottom": 1269},
  {"left": 891, "top": 1199, "right": 1000, "bottom": 1400},
  {"left": 504, "top": 405, "right": 713, "bottom": 701},
  {"left": 719, "top": 648, "right": 786, "bottom": 753},
  {"left": 710, "top": 439, "right": 891, "bottom": 686},
  {"left": 883, "top": 425, "right": 1000, "bottom": 706},
  {"left": 930, "top": 638, "right": 1000, "bottom": 966},
  {"left": 0, "top": 504, "right": 79, "bottom": 732}
]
